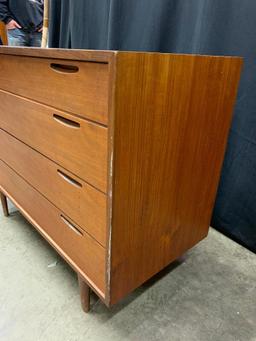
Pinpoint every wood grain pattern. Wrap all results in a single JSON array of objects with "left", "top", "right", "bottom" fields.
[
  {"left": 0, "top": 90, "right": 108, "bottom": 192},
  {"left": 0, "top": 54, "right": 109, "bottom": 124},
  {"left": 109, "top": 52, "right": 242, "bottom": 304},
  {"left": 0, "top": 129, "right": 107, "bottom": 246},
  {"left": 0, "top": 160, "right": 106, "bottom": 296}
]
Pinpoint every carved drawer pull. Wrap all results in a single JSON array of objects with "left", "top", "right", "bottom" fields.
[
  {"left": 60, "top": 215, "right": 83, "bottom": 236},
  {"left": 57, "top": 169, "right": 82, "bottom": 188},
  {"left": 53, "top": 114, "right": 80, "bottom": 129},
  {"left": 50, "top": 63, "right": 79, "bottom": 74}
]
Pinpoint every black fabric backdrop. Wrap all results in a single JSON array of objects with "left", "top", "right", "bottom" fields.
[{"left": 49, "top": 0, "right": 256, "bottom": 252}]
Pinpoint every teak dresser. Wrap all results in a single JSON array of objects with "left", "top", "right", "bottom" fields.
[{"left": 0, "top": 47, "right": 242, "bottom": 312}]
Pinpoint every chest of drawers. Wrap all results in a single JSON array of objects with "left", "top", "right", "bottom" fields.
[{"left": 0, "top": 47, "right": 242, "bottom": 312}]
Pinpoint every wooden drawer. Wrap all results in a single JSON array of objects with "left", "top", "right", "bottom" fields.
[
  {"left": 0, "top": 90, "right": 108, "bottom": 192},
  {"left": 0, "top": 55, "right": 109, "bottom": 125},
  {"left": 0, "top": 160, "right": 106, "bottom": 296},
  {"left": 0, "top": 129, "right": 107, "bottom": 246}
]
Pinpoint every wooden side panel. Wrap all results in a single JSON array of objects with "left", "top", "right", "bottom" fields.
[{"left": 109, "top": 53, "right": 242, "bottom": 304}]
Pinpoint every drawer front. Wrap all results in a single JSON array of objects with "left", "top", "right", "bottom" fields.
[
  {"left": 0, "top": 129, "right": 107, "bottom": 246},
  {"left": 0, "top": 55, "right": 109, "bottom": 125},
  {"left": 0, "top": 160, "right": 106, "bottom": 295},
  {"left": 0, "top": 90, "right": 108, "bottom": 192}
]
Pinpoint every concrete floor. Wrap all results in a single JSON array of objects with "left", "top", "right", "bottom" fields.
[{"left": 0, "top": 207, "right": 255, "bottom": 341}]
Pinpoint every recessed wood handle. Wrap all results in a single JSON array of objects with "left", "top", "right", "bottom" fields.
[
  {"left": 60, "top": 215, "right": 83, "bottom": 236},
  {"left": 50, "top": 63, "right": 79, "bottom": 74},
  {"left": 57, "top": 169, "right": 82, "bottom": 188},
  {"left": 53, "top": 114, "right": 80, "bottom": 129}
]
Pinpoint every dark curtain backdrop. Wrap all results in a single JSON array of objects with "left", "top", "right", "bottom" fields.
[{"left": 49, "top": 0, "right": 256, "bottom": 252}]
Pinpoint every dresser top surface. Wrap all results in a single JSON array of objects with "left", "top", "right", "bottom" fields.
[
  {"left": 0, "top": 47, "right": 116, "bottom": 62},
  {"left": 0, "top": 46, "right": 242, "bottom": 63}
]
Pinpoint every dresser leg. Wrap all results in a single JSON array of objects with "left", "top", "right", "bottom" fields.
[
  {"left": 78, "top": 275, "right": 91, "bottom": 313},
  {"left": 0, "top": 192, "right": 9, "bottom": 217}
]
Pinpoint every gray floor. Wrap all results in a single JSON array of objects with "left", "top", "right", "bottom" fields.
[{"left": 0, "top": 206, "right": 255, "bottom": 341}]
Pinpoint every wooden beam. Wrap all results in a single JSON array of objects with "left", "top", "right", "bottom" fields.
[
  {"left": 0, "top": 21, "right": 8, "bottom": 45},
  {"left": 41, "top": 0, "right": 49, "bottom": 48}
]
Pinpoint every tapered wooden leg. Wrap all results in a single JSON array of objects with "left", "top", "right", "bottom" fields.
[
  {"left": 0, "top": 192, "right": 9, "bottom": 217},
  {"left": 78, "top": 275, "right": 91, "bottom": 313}
]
